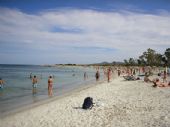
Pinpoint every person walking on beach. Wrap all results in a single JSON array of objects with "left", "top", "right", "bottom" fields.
[
  {"left": 48, "top": 76, "right": 53, "bottom": 96},
  {"left": 0, "top": 78, "right": 5, "bottom": 89},
  {"left": 163, "top": 70, "right": 167, "bottom": 83},
  {"left": 32, "top": 75, "right": 38, "bottom": 94},
  {"left": 95, "top": 70, "right": 100, "bottom": 81},
  {"left": 118, "top": 69, "right": 121, "bottom": 77},
  {"left": 107, "top": 68, "right": 112, "bottom": 82}
]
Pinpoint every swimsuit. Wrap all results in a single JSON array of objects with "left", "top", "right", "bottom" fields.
[
  {"left": 0, "top": 84, "right": 3, "bottom": 88},
  {"left": 32, "top": 83, "right": 37, "bottom": 88},
  {"left": 48, "top": 83, "right": 53, "bottom": 88},
  {"left": 48, "top": 79, "right": 53, "bottom": 88}
]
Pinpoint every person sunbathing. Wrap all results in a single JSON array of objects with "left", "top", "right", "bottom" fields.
[
  {"left": 144, "top": 75, "right": 152, "bottom": 83},
  {"left": 159, "top": 82, "right": 170, "bottom": 87},
  {"left": 152, "top": 78, "right": 170, "bottom": 87}
]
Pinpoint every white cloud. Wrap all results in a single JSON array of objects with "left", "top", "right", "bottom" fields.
[{"left": 0, "top": 7, "right": 170, "bottom": 64}]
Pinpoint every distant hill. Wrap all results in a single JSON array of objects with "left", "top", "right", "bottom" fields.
[
  {"left": 43, "top": 61, "right": 124, "bottom": 67},
  {"left": 91, "top": 61, "right": 124, "bottom": 66}
]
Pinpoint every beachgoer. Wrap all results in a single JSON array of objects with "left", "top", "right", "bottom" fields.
[
  {"left": 95, "top": 70, "right": 100, "bottom": 81},
  {"left": 130, "top": 68, "right": 133, "bottom": 75},
  {"left": 32, "top": 75, "right": 38, "bottom": 94},
  {"left": 84, "top": 72, "right": 88, "bottom": 80},
  {"left": 32, "top": 75, "right": 38, "bottom": 88},
  {"left": 142, "top": 67, "right": 145, "bottom": 73},
  {"left": 163, "top": 70, "right": 167, "bottom": 83},
  {"left": 118, "top": 70, "right": 121, "bottom": 77},
  {"left": 123, "top": 75, "right": 140, "bottom": 81},
  {"left": 133, "top": 69, "right": 136, "bottom": 75},
  {"left": 107, "top": 68, "right": 112, "bottom": 82},
  {"left": 48, "top": 76, "right": 53, "bottom": 96},
  {"left": 153, "top": 78, "right": 170, "bottom": 87},
  {"left": 144, "top": 75, "right": 152, "bottom": 83},
  {"left": 30, "top": 73, "right": 32, "bottom": 79},
  {"left": 0, "top": 78, "right": 5, "bottom": 89},
  {"left": 104, "top": 69, "right": 107, "bottom": 78}
]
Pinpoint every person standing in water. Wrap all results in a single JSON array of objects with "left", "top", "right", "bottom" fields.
[
  {"left": 30, "top": 73, "right": 32, "bottom": 79},
  {"left": 32, "top": 75, "right": 38, "bottom": 94},
  {"left": 84, "top": 72, "right": 88, "bottom": 80},
  {"left": 48, "top": 76, "right": 53, "bottom": 96},
  {"left": 95, "top": 70, "right": 100, "bottom": 81},
  {"left": 0, "top": 78, "right": 5, "bottom": 89}
]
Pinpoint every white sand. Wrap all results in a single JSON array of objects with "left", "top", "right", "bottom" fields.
[{"left": 1, "top": 77, "right": 170, "bottom": 127}]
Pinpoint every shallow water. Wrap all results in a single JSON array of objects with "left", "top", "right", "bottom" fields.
[{"left": 0, "top": 65, "right": 104, "bottom": 115}]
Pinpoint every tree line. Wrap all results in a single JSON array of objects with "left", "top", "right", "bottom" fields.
[{"left": 124, "top": 48, "right": 170, "bottom": 67}]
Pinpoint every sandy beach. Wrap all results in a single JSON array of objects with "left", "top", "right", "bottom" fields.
[{"left": 1, "top": 76, "right": 170, "bottom": 127}]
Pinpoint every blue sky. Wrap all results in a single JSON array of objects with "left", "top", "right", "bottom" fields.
[
  {"left": 1, "top": 0, "right": 170, "bottom": 13},
  {"left": 0, "top": 0, "right": 170, "bottom": 64}
]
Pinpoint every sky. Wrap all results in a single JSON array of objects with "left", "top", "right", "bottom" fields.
[{"left": 0, "top": 0, "right": 170, "bottom": 65}]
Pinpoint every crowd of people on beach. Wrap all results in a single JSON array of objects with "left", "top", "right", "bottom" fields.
[
  {"left": 1, "top": 66, "right": 169, "bottom": 98},
  {"left": 93, "top": 65, "right": 170, "bottom": 89},
  {"left": 143, "top": 70, "right": 170, "bottom": 88},
  {"left": 116, "top": 66, "right": 170, "bottom": 88}
]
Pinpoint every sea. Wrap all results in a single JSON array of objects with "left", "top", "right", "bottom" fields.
[{"left": 0, "top": 64, "right": 104, "bottom": 116}]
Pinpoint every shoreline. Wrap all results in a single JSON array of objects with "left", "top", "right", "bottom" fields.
[{"left": 0, "top": 79, "right": 106, "bottom": 118}]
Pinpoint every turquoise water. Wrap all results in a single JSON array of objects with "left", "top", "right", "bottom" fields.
[{"left": 0, "top": 65, "right": 104, "bottom": 115}]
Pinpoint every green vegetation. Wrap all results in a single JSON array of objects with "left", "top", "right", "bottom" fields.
[
  {"left": 124, "top": 48, "right": 170, "bottom": 67},
  {"left": 51, "top": 48, "right": 170, "bottom": 67}
]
